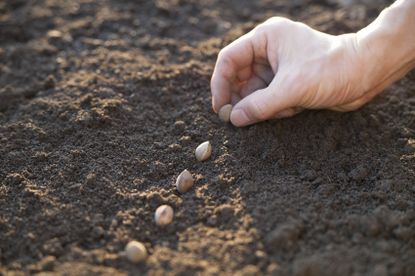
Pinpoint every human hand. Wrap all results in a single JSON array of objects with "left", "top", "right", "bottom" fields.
[{"left": 210, "top": 17, "right": 408, "bottom": 127}]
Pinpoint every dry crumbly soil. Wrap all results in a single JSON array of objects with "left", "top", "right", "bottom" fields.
[{"left": 1, "top": 0, "right": 414, "bottom": 275}]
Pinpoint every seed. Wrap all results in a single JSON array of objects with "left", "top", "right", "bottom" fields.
[
  {"left": 218, "top": 104, "right": 233, "bottom": 122},
  {"left": 125, "top": 241, "right": 147, "bottom": 263},
  {"left": 155, "top": 205, "right": 174, "bottom": 226},
  {"left": 195, "top": 141, "right": 212, "bottom": 161},
  {"left": 176, "top": 169, "right": 194, "bottom": 193}
]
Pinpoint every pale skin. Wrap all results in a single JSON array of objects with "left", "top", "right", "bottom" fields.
[{"left": 211, "top": 0, "right": 415, "bottom": 127}]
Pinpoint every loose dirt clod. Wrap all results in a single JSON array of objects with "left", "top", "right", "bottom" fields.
[
  {"left": 218, "top": 104, "right": 233, "bottom": 122},
  {"left": 155, "top": 205, "right": 174, "bottom": 226},
  {"left": 195, "top": 141, "right": 212, "bottom": 161},
  {"left": 176, "top": 169, "right": 194, "bottom": 193},
  {"left": 125, "top": 241, "right": 147, "bottom": 263}
]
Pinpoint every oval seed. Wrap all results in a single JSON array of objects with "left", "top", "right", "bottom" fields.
[
  {"left": 176, "top": 169, "right": 194, "bottom": 193},
  {"left": 125, "top": 241, "right": 147, "bottom": 263},
  {"left": 218, "top": 104, "right": 233, "bottom": 122},
  {"left": 155, "top": 205, "right": 174, "bottom": 226},
  {"left": 195, "top": 141, "right": 212, "bottom": 161}
]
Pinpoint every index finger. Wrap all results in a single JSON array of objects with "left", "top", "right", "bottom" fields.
[{"left": 211, "top": 32, "right": 255, "bottom": 112}]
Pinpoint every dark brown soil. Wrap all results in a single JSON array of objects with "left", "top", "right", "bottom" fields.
[{"left": 1, "top": 0, "right": 414, "bottom": 275}]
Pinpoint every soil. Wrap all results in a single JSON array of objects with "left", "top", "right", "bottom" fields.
[{"left": 1, "top": 0, "right": 414, "bottom": 275}]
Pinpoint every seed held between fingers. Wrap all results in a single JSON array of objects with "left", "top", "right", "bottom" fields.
[
  {"left": 155, "top": 205, "right": 174, "bottom": 226},
  {"left": 195, "top": 141, "right": 212, "bottom": 161},
  {"left": 218, "top": 104, "right": 233, "bottom": 122},
  {"left": 125, "top": 241, "right": 147, "bottom": 263},
  {"left": 176, "top": 169, "right": 194, "bottom": 193}
]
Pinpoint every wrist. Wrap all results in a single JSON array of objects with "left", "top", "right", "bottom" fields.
[{"left": 355, "top": 0, "right": 415, "bottom": 90}]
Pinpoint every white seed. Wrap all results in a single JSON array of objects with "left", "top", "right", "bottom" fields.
[
  {"left": 218, "top": 104, "right": 233, "bottom": 122},
  {"left": 155, "top": 205, "right": 174, "bottom": 226},
  {"left": 125, "top": 241, "right": 147, "bottom": 263},
  {"left": 195, "top": 141, "right": 212, "bottom": 161},
  {"left": 176, "top": 169, "right": 194, "bottom": 193}
]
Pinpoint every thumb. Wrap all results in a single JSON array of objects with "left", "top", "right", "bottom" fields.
[{"left": 230, "top": 75, "right": 296, "bottom": 127}]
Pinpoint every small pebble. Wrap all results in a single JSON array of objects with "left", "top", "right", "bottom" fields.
[
  {"left": 155, "top": 205, "right": 174, "bottom": 226},
  {"left": 176, "top": 169, "right": 194, "bottom": 193},
  {"left": 179, "top": 135, "right": 191, "bottom": 145},
  {"left": 47, "top": 30, "right": 63, "bottom": 38},
  {"left": 218, "top": 104, "right": 233, "bottom": 122},
  {"left": 195, "top": 141, "right": 212, "bottom": 161},
  {"left": 125, "top": 241, "right": 147, "bottom": 263},
  {"left": 173, "top": 120, "right": 185, "bottom": 134}
]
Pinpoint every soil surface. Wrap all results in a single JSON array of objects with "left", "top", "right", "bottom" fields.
[{"left": 1, "top": 0, "right": 414, "bottom": 275}]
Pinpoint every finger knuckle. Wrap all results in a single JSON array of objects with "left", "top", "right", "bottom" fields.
[
  {"left": 264, "top": 16, "right": 289, "bottom": 26},
  {"left": 217, "top": 48, "right": 227, "bottom": 60},
  {"left": 217, "top": 48, "right": 233, "bottom": 65},
  {"left": 253, "top": 17, "right": 293, "bottom": 42},
  {"left": 218, "top": 44, "right": 227, "bottom": 53}
]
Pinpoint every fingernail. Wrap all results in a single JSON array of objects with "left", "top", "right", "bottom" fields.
[{"left": 231, "top": 108, "right": 250, "bottom": 127}]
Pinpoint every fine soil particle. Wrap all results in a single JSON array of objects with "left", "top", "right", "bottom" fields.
[{"left": 1, "top": 0, "right": 414, "bottom": 275}]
